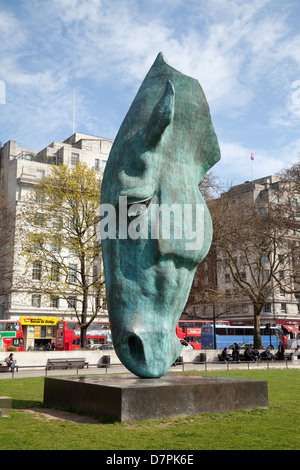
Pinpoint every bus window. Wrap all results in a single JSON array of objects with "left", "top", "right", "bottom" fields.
[
  {"left": 13, "top": 338, "right": 24, "bottom": 347},
  {"left": 216, "top": 328, "right": 227, "bottom": 335},
  {"left": 201, "top": 326, "right": 212, "bottom": 334},
  {"left": 274, "top": 329, "right": 281, "bottom": 339}
]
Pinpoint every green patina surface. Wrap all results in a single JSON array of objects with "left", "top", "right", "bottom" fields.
[{"left": 101, "top": 52, "right": 220, "bottom": 378}]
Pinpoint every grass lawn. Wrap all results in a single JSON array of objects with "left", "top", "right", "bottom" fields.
[{"left": 0, "top": 369, "right": 299, "bottom": 450}]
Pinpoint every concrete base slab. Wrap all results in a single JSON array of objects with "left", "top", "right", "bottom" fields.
[{"left": 43, "top": 374, "right": 268, "bottom": 422}]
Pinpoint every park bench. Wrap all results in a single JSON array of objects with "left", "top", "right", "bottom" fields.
[
  {"left": 67, "top": 358, "right": 89, "bottom": 369},
  {"left": 46, "top": 357, "right": 89, "bottom": 370},
  {"left": 0, "top": 362, "right": 18, "bottom": 373},
  {"left": 218, "top": 353, "right": 247, "bottom": 362}
]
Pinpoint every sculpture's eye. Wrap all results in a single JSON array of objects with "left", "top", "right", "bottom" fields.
[
  {"left": 127, "top": 195, "right": 153, "bottom": 222},
  {"left": 127, "top": 203, "right": 147, "bottom": 221}
]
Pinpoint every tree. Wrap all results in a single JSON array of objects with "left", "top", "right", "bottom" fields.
[
  {"left": 281, "top": 160, "right": 300, "bottom": 198},
  {"left": 0, "top": 196, "right": 15, "bottom": 298},
  {"left": 19, "top": 161, "right": 105, "bottom": 348},
  {"left": 209, "top": 187, "right": 300, "bottom": 348}
]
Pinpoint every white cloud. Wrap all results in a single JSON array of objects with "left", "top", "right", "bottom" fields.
[{"left": 1, "top": 0, "right": 300, "bottom": 182}]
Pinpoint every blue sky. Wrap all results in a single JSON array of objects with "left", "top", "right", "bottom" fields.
[{"left": 1, "top": 0, "right": 300, "bottom": 186}]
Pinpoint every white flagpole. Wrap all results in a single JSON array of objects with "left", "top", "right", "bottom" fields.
[{"left": 72, "top": 87, "right": 76, "bottom": 134}]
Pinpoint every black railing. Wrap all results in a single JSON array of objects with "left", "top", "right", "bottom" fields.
[{"left": 1, "top": 356, "right": 299, "bottom": 378}]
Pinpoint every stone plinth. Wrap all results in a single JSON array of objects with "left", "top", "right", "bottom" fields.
[{"left": 43, "top": 374, "right": 268, "bottom": 422}]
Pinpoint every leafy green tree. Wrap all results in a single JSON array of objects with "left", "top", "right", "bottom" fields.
[{"left": 20, "top": 161, "right": 105, "bottom": 348}]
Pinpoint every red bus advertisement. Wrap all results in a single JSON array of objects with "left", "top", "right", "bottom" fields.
[
  {"left": 0, "top": 320, "right": 25, "bottom": 351},
  {"left": 176, "top": 324, "right": 201, "bottom": 349},
  {"left": 55, "top": 320, "right": 112, "bottom": 350}
]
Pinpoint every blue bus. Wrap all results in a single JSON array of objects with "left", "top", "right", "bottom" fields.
[{"left": 201, "top": 325, "right": 283, "bottom": 350}]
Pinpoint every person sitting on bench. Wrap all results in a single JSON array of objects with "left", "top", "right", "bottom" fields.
[
  {"left": 5, "top": 353, "right": 16, "bottom": 372},
  {"left": 221, "top": 347, "right": 231, "bottom": 361}
]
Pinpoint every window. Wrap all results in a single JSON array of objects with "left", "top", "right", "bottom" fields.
[
  {"left": 50, "top": 296, "right": 59, "bottom": 308},
  {"left": 216, "top": 328, "right": 228, "bottom": 336},
  {"left": 52, "top": 216, "right": 61, "bottom": 228},
  {"left": 36, "top": 169, "right": 45, "bottom": 180},
  {"left": 32, "top": 294, "right": 41, "bottom": 307},
  {"left": 67, "top": 296, "right": 76, "bottom": 309},
  {"left": 273, "top": 193, "right": 279, "bottom": 203},
  {"left": 33, "top": 236, "right": 43, "bottom": 251},
  {"left": 94, "top": 159, "right": 99, "bottom": 170},
  {"left": 32, "top": 261, "right": 42, "bottom": 280},
  {"left": 101, "top": 160, "right": 107, "bottom": 171},
  {"left": 36, "top": 191, "right": 44, "bottom": 204},
  {"left": 69, "top": 242, "right": 77, "bottom": 254},
  {"left": 51, "top": 242, "right": 60, "bottom": 252},
  {"left": 51, "top": 262, "right": 60, "bottom": 282},
  {"left": 34, "top": 213, "right": 44, "bottom": 227},
  {"left": 71, "top": 153, "right": 79, "bottom": 166},
  {"left": 280, "top": 287, "right": 286, "bottom": 297},
  {"left": 244, "top": 328, "right": 253, "bottom": 335},
  {"left": 68, "top": 263, "right": 77, "bottom": 283},
  {"left": 263, "top": 303, "right": 271, "bottom": 313},
  {"left": 281, "top": 303, "right": 287, "bottom": 313},
  {"left": 292, "top": 198, "right": 298, "bottom": 207}
]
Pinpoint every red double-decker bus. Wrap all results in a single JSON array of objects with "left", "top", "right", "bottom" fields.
[
  {"left": 0, "top": 320, "right": 25, "bottom": 351},
  {"left": 55, "top": 320, "right": 112, "bottom": 351}
]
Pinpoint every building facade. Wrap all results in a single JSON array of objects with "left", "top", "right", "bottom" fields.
[
  {"left": 184, "top": 175, "right": 300, "bottom": 339},
  {"left": 0, "top": 133, "right": 113, "bottom": 349}
]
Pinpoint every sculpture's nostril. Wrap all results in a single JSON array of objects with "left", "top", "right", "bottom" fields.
[{"left": 128, "top": 334, "right": 146, "bottom": 365}]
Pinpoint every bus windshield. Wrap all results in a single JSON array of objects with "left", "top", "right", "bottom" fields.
[{"left": 0, "top": 322, "right": 21, "bottom": 331}]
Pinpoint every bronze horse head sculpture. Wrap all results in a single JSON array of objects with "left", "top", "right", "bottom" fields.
[{"left": 100, "top": 53, "right": 220, "bottom": 378}]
